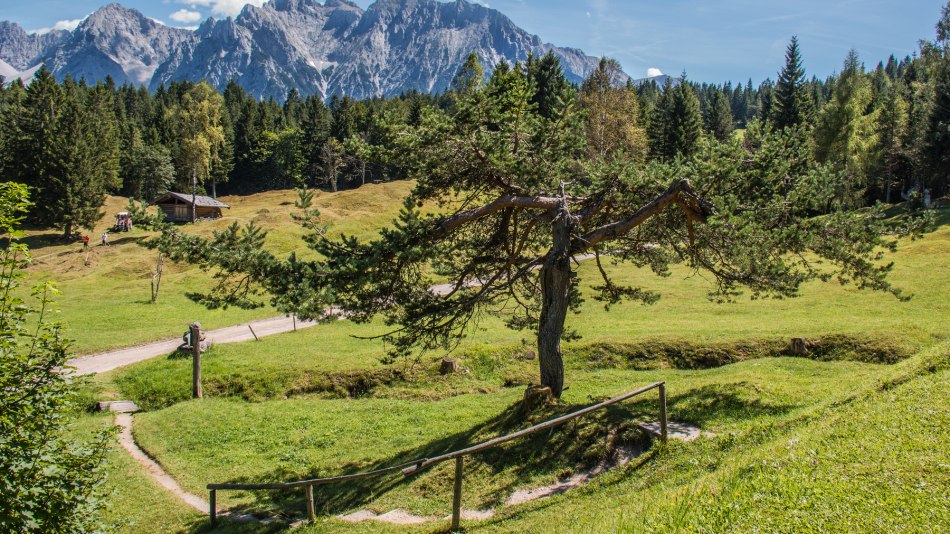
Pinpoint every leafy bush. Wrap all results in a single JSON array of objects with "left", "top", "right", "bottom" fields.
[{"left": 0, "top": 183, "right": 112, "bottom": 533}]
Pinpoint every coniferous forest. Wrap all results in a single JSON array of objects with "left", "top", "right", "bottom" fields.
[{"left": 2, "top": 16, "right": 949, "bottom": 237}]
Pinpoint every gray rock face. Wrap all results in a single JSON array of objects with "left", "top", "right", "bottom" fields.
[
  {"left": 2, "top": 0, "right": 617, "bottom": 99},
  {"left": 43, "top": 4, "right": 194, "bottom": 86},
  {"left": 0, "top": 21, "right": 68, "bottom": 71}
]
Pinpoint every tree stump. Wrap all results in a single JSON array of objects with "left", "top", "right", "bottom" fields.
[
  {"left": 790, "top": 337, "right": 808, "bottom": 356},
  {"left": 522, "top": 385, "right": 556, "bottom": 411},
  {"left": 440, "top": 357, "right": 461, "bottom": 375}
]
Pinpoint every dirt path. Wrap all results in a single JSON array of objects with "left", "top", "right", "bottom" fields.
[
  {"left": 67, "top": 255, "right": 597, "bottom": 376},
  {"left": 115, "top": 413, "right": 208, "bottom": 514},
  {"left": 67, "top": 315, "right": 318, "bottom": 375}
]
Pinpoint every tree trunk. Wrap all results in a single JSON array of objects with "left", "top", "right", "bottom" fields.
[
  {"left": 537, "top": 202, "right": 575, "bottom": 398},
  {"left": 191, "top": 166, "right": 197, "bottom": 223},
  {"left": 212, "top": 177, "right": 217, "bottom": 199},
  {"left": 63, "top": 222, "right": 72, "bottom": 239}
]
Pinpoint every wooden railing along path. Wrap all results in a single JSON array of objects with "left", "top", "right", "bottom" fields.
[{"left": 207, "top": 381, "right": 668, "bottom": 529}]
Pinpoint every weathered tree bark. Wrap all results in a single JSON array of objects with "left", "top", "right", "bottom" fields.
[{"left": 537, "top": 202, "right": 577, "bottom": 398}]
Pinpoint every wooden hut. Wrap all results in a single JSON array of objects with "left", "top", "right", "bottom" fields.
[{"left": 151, "top": 192, "right": 230, "bottom": 222}]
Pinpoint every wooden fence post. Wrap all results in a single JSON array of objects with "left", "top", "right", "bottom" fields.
[
  {"left": 452, "top": 456, "right": 464, "bottom": 530},
  {"left": 190, "top": 322, "right": 203, "bottom": 399},
  {"left": 658, "top": 382, "right": 668, "bottom": 443},
  {"left": 248, "top": 323, "right": 259, "bottom": 341},
  {"left": 209, "top": 489, "right": 217, "bottom": 527},
  {"left": 306, "top": 484, "right": 316, "bottom": 523}
]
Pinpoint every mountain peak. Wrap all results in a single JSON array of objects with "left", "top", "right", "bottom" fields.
[{"left": 1, "top": 1, "right": 612, "bottom": 98}]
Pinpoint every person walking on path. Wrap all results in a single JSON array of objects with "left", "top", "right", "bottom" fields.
[
  {"left": 101, "top": 232, "right": 110, "bottom": 247},
  {"left": 82, "top": 235, "right": 89, "bottom": 250}
]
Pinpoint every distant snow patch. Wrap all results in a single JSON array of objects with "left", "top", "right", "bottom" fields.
[{"left": 646, "top": 67, "right": 664, "bottom": 78}]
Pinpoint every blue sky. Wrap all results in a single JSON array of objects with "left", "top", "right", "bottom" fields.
[{"left": 2, "top": 0, "right": 946, "bottom": 84}]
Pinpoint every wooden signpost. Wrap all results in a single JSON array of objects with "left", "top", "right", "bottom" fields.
[{"left": 190, "top": 322, "right": 203, "bottom": 399}]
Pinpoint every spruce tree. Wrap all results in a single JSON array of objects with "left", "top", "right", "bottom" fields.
[
  {"left": 21, "top": 67, "right": 64, "bottom": 226},
  {"left": 527, "top": 52, "right": 574, "bottom": 120},
  {"left": 706, "top": 89, "right": 735, "bottom": 142},
  {"left": 668, "top": 75, "right": 703, "bottom": 158},
  {"left": 771, "top": 36, "right": 812, "bottom": 130},
  {"left": 48, "top": 79, "right": 120, "bottom": 237},
  {"left": 647, "top": 78, "right": 674, "bottom": 160},
  {"left": 813, "top": 50, "right": 879, "bottom": 206}
]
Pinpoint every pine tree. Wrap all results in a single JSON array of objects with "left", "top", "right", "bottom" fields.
[
  {"left": 813, "top": 50, "right": 879, "bottom": 207},
  {"left": 706, "top": 89, "right": 735, "bottom": 142},
  {"left": 647, "top": 78, "right": 674, "bottom": 160},
  {"left": 47, "top": 79, "right": 120, "bottom": 237},
  {"left": 874, "top": 80, "right": 911, "bottom": 202},
  {"left": 527, "top": 52, "right": 574, "bottom": 120},
  {"left": 21, "top": 67, "right": 64, "bottom": 225},
  {"left": 301, "top": 97, "right": 332, "bottom": 187},
  {"left": 770, "top": 36, "right": 813, "bottom": 130},
  {"left": 668, "top": 75, "right": 703, "bottom": 158}
]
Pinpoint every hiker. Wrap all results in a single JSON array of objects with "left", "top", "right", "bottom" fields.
[
  {"left": 101, "top": 232, "right": 110, "bottom": 247},
  {"left": 82, "top": 235, "right": 89, "bottom": 250}
]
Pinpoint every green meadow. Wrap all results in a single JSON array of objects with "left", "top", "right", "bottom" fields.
[{"left": 59, "top": 187, "right": 949, "bottom": 532}]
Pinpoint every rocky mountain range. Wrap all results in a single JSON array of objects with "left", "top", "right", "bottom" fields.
[{"left": 0, "top": 0, "right": 615, "bottom": 100}]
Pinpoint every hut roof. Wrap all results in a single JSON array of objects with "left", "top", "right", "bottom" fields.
[{"left": 151, "top": 192, "right": 230, "bottom": 208}]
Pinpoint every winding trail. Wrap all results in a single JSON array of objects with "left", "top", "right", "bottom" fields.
[
  {"left": 115, "top": 413, "right": 208, "bottom": 514},
  {"left": 68, "top": 254, "right": 596, "bottom": 376},
  {"left": 67, "top": 315, "right": 318, "bottom": 375}
]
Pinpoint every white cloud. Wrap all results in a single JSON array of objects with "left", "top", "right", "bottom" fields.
[
  {"left": 646, "top": 67, "right": 664, "bottom": 78},
  {"left": 177, "top": 0, "right": 266, "bottom": 17},
  {"left": 170, "top": 9, "right": 203, "bottom": 23},
  {"left": 32, "top": 17, "right": 85, "bottom": 35}
]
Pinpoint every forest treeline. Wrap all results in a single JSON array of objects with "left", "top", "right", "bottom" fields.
[{"left": 1, "top": 6, "right": 948, "bottom": 236}]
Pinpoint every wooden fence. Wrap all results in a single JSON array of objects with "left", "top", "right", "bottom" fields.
[{"left": 207, "top": 381, "right": 668, "bottom": 529}]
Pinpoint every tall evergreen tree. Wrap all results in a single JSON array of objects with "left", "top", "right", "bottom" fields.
[
  {"left": 706, "top": 89, "right": 735, "bottom": 142},
  {"left": 813, "top": 50, "right": 879, "bottom": 206},
  {"left": 923, "top": 3, "right": 950, "bottom": 197},
  {"left": 770, "top": 36, "right": 812, "bottom": 130},
  {"left": 527, "top": 52, "right": 574, "bottom": 120},
  {"left": 44, "top": 79, "right": 119, "bottom": 237},
  {"left": 649, "top": 75, "right": 703, "bottom": 161}
]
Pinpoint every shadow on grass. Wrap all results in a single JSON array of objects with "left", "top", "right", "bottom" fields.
[{"left": 202, "top": 382, "right": 796, "bottom": 530}]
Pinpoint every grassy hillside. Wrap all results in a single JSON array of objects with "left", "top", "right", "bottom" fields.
[
  {"left": 62, "top": 183, "right": 949, "bottom": 532},
  {"left": 23, "top": 181, "right": 414, "bottom": 354}
]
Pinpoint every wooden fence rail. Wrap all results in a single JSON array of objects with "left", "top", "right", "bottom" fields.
[{"left": 207, "top": 381, "right": 667, "bottom": 529}]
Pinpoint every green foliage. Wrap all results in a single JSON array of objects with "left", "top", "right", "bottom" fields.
[
  {"left": 0, "top": 69, "right": 119, "bottom": 236},
  {"left": 169, "top": 82, "right": 226, "bottom": 200},
  {"left": 813, "top": 50, "right": 880, "bottom": 207},
  {"left": 579, "top": 57, "right": 648, "bottom": 162},
  {"left": 451, "top": 52, "right": 485, "bottom": 96},
  {"left": 0, "top": 183, "right": 111, "bottom": 533},
  {"left": 526, "top": 52, "right": 575, "bottom": 121},
  {"left": 123, "top": 133, "right": 176, "bottom": 202},
  {"left": 648, "top": 76, "right": 703, "bottom": 160},
  {"left": 705, "top": 90, "right": 735, "bottom": 142},
  {"left": 770, "top": 36, "right": 813, "bottom": 130}
]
